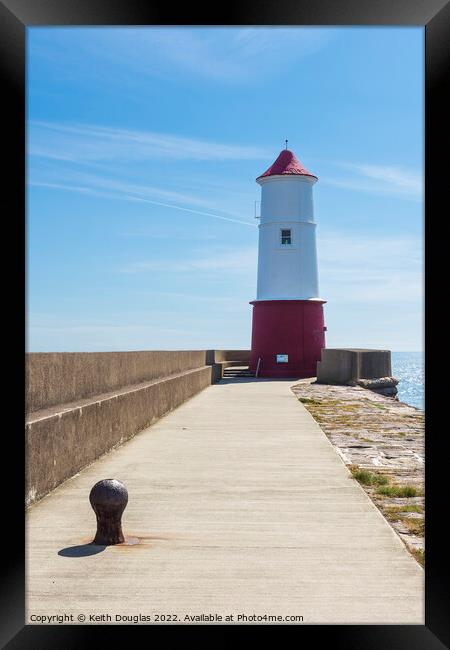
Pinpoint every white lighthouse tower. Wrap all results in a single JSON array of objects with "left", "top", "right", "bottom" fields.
[{"left": 249, "top": 146, "right": 326, "bottom": 377}]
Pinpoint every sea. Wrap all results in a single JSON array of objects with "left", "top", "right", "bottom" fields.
[{"left": 391, "top": 351, "right": 424, "bottom": 411}]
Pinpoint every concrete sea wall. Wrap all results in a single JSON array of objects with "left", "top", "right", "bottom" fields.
[{"left": 26, "top": 349, "right": 250, "bottom": 506}]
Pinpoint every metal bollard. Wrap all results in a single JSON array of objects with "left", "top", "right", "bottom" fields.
[{"left": 89, "top": 479, "right": 128, "bottom": 545}]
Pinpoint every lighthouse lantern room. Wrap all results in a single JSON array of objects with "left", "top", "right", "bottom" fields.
[{"left": 249, "top": 147, "right": 326, "bottom": 378}]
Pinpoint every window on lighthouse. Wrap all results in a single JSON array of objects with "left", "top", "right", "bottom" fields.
[{"left": 281, "top": 229, "right": 292, "bottom": 245}]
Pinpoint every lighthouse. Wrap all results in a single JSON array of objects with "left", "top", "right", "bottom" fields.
[{"left": 249, "top": 147, "right": 326, "bottom": 378}]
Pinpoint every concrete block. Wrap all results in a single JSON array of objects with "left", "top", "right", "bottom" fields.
[{"left": 317, "top": 349, "right": 392, "bottom": 385}]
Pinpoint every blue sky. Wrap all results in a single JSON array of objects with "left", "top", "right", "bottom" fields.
[{"left": 27, "top": 27, "right": 424, "bottom": 352}]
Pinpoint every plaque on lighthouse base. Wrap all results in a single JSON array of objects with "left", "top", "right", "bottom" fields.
[{"left": 249, "top": 299, "right": 326, "bottom": 378}]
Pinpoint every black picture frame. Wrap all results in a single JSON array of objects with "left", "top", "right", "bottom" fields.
[{"left": 2, "top": 0, "right": 449, "bottom": 646}]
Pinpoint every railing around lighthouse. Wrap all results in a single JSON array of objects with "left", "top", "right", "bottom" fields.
[{"left": 255, "top": 357, "right": 261, "bottom": 378}]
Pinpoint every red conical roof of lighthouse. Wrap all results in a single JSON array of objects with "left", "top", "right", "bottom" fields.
[{"left": 256, "top": 149, "right": 317, "bottom": 181}]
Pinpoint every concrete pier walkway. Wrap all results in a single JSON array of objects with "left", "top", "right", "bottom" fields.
[{"left": 26, "top": 379, "right": 423, "bottom": 624}]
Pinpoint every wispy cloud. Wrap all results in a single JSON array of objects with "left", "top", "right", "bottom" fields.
[
  {"left": 30, "top": 178, "right": 256, "bottom": 227},
  {"left": 347, "top": 163, "right": 422, "bottom": 193},
  {"left": 318, "top": 232, "right": 423, "bottom": 303},
  {"left": 29, "top": 27, "right": 332, "bottom": 85},
  {"left": 29, "top": 121, "right": 270, "bottom": 163},
  {"left": 120, "top": 246, "right": 257, "bottom": 275},
  {"left": 118, "top": 230, "right": 218, "bottom": 240},
  {"left": 31, "top": 169, "right": 216, "bottom": 208},
  {"left": 28, "top": 120, "right": 264, "bottom": 226},
  {"left": 323, "top": 162, "right": 423, "bottom": 201},
  {"left": 140, "top": 28, "right": 332, "bottom": 82}
]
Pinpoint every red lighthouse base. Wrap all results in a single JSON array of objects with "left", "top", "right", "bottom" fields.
[{"left": 249, "top": 299, "right": 326, "bottom": 378}]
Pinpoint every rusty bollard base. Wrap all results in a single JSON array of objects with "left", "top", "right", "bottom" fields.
[{"left": 89, "top": 479, "right": 128, "bottom": 546}]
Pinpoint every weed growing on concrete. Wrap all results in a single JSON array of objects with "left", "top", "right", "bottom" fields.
[
  {"left": 299, "top": 397, "right": 323, "bottom": 405},
  {"left": 410, "top": 547, "right": 425, "bottom": 567},
  {"left": 401, "top": 518, "right": 425, "bottom": 536},
  {"left": 383, "top": 505, "right": 425, "bottom": 536},
  {"left": 385, "top": 504, "right": 423, "bottom": 516},
  {"left": 376, "top": 485, "right": 421, "bottom": 498},
  {"left": 350, "top": 466, "right": 389, "bottom": 486}
]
